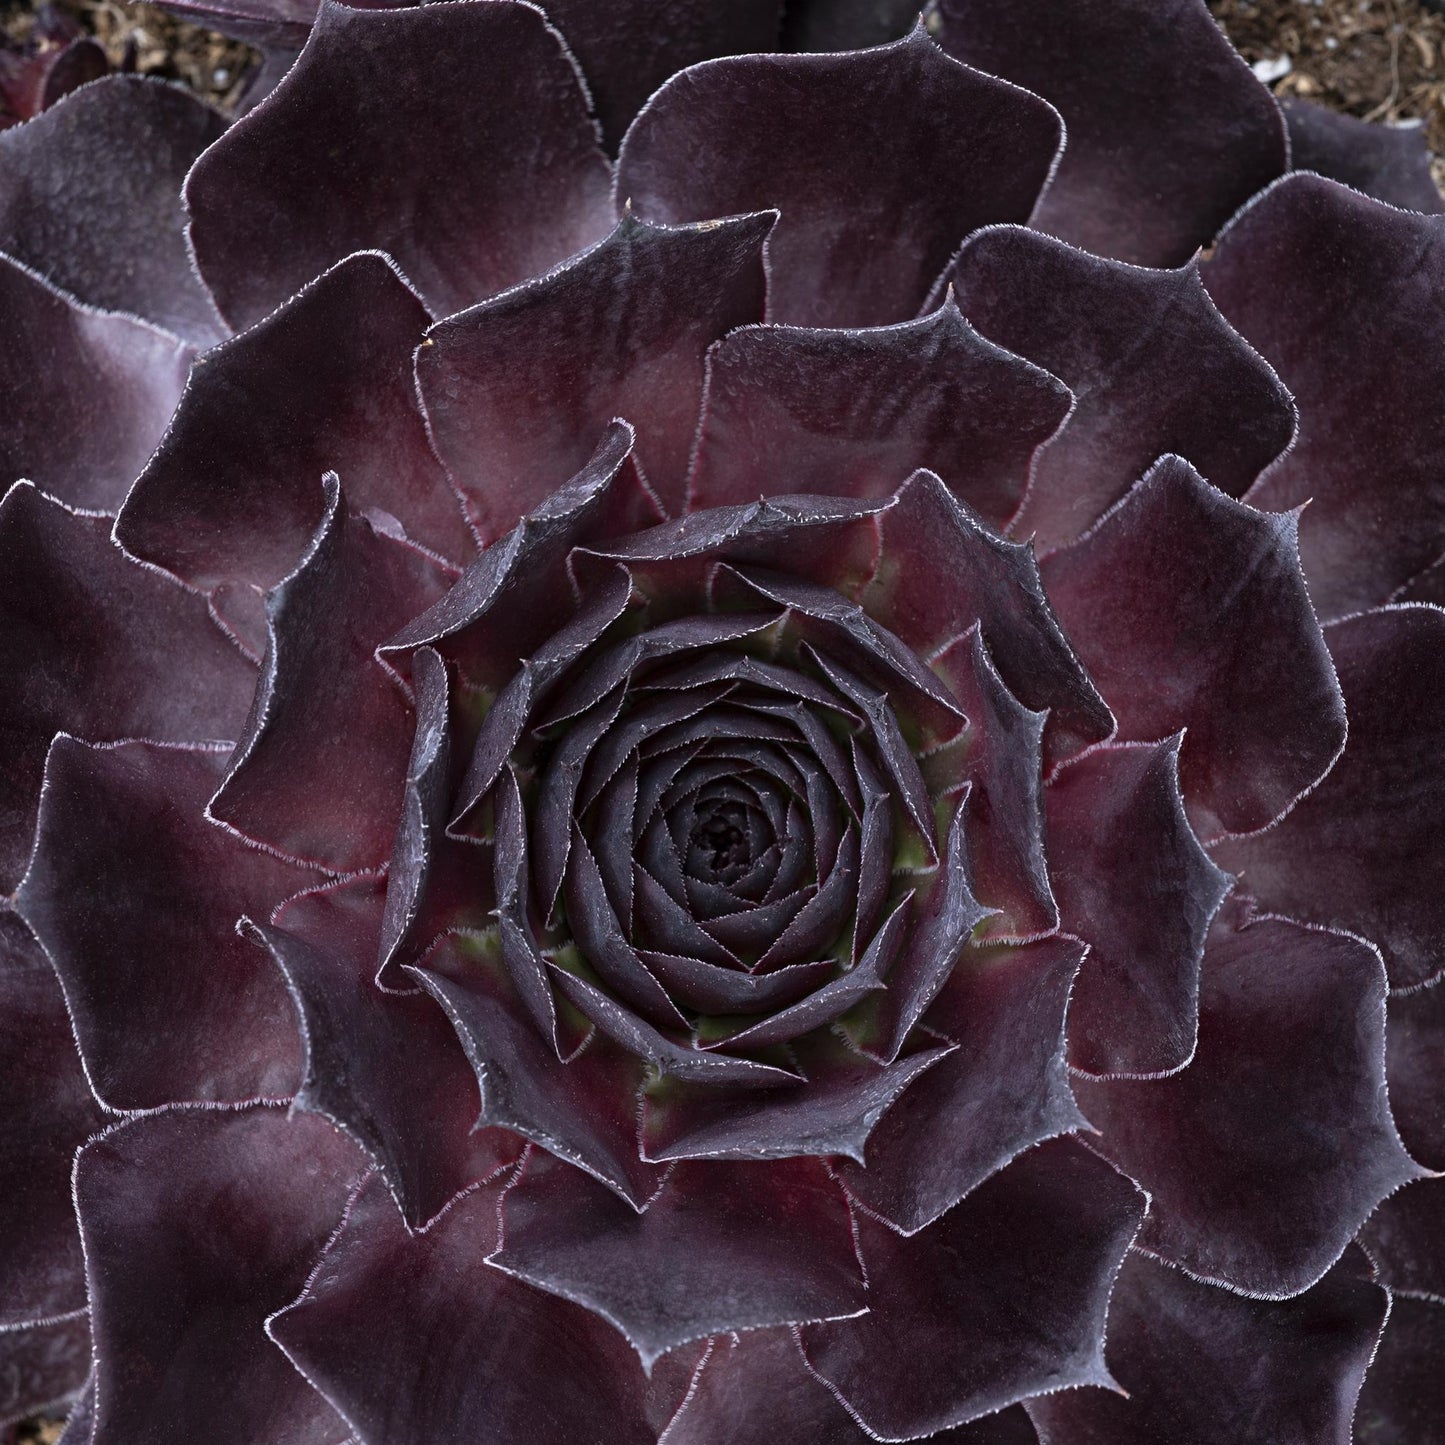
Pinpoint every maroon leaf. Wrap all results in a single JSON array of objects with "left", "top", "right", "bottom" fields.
[
  {"left": 861, "top": 469, "right": 1114, "bottom": 765},
  {"left": 1214, "top": 605, "right": 1445, "bottom": 991},
  {"left": 492, "top": 1149, "right": 865, "bottom": 1366},
  {"left": 1041, "top": 455, "right": 1346, "bottom": 837},
  {"left": 838, "top": 934, "right": 1087, "bottom": 1233},
  {"left": 544, "top": 0, "right": 780, "bottom": 150},
  {"left": 1382, "top": 978, "right": 1445, "bottom": 1171},
  {"left": 930, "top": 628, "right": 1055, "bottom": 939},
  {"left": 75, "top": 1105, "right": 366, "bottom": 1445},
  {"left": 1283, "top": 98, "right": 1445, "bottom": 215},
  {"left": 187, "top": 0, "right": 615, "bottom": 330},
  {"left": 0, "top": 254, "right": 192, "bottom": 512},
  {"left": 1026, "top": 1249, "right": 1389, "bottom": 1445},
  {"left": 116, "top": 251, "right": 470, "bottom": 598},
  {"left": 801, "top": 1138, "right": 1145, "bottom": 1439},
  {"left": 1076, "top": 912, "right": 1424, "bottom": 1297},
  {"left": 249, "top": 878, "right": 523, "bottom": 1231},
  {"left": 1354, "top": 1296, "right": 1445, "bottom": 1445},
  {"left": 0, "top": 482, "right": 256, "bottom": 892},
  {"left": 387, "top": 422, "right": 642, "bottom": 691},
  {"left": 412, "top": 932, "right": 663, "bottom": 1209},
  {"left": 687, "top": 297, "right": 1070, "bottom": 530},
  {"left": 419, "top": 210, "right": 771, "bottom": 537},
  {"left": 642, "top": 1031, "right": 951, "bottom": 1163},
  {"left": 0, "top": 1312, "right": 89, "bottom": 1430},
  {"left": 618, "top": 27, "right": 1061, "bottom": 327},
  {"left": 936, "top": 0, "right": 1286, "bottom": 266},
  {"left": 209, "top": 478, "right": 451, "bottom": 871},
  {"left": 270, "top": 1172, "right": 693, "bottom": 1445},
  {"left": 1046, "top": 740, "right": 1232, "bottom": 1077},
  {"left": 14, "top": 737, "right": 308, "bottom": 1111},
  {"left": 1203, "top": 173, "right": 1445, "bottom": 618},
  {"left": 0, "top": 914, "right": 104, "bottom": 1326},
  {"left": 948, "top": 225, "right": 1295, "bottom": 551},
  {"left": 0, "top": 75, "right": 226, "bottom": 346}
]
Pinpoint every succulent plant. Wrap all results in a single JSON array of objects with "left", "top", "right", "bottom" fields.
[{"left": 2, "top": 2, "right": 1443, "bottom": 1441}]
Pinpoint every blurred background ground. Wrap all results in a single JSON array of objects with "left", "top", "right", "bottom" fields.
[{"left": 0, "top": 0, "right": 1440, "bottom": 1441}]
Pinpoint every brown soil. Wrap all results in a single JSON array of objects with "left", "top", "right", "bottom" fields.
[{"left": 1210, "top": 0, "right": 1445, "bottom": 189}]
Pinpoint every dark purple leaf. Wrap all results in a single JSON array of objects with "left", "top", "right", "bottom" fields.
[
  {"left": 1382, "top": 978, "right": 1445, "bottom": 1171},
  {"left": 75, "top": 1105, "right": 365, "bottom": 1445},
  {"left": 1360, "top": 1176, "right": 1445, "bottom": 1301},
  {"left": 838, "top": 934, "right": 1086, "bottom": 1233},
  {"left": 688, "top": 298, "right": 1070, "bottom": 530},
  {"left": 618, "top": 27, "right": 1061, "bottom": 327},
  {"left": 1041, "top": 455, "right": 1346, "bottom": 837},
  {"left": 187, "top": 0, "right": 614, "bottom": 329},
  {"left": 116, "top": 251, "right": 470, "bottom": 598},
  {"left": 1076, "top": 912, "right": 1424, "bottom": 1297},
  {"left": 1203, "top": 173, "right": 1445, "bottom": 618},
  {"left": 210, "top": 478, "right": 451, "bottom": 871},
  {"left": 270, "top": 1172, "right": 692, "bottom": 1445},
  {"left": 0, "top": 1312, "right": 89, "bottom": 1430},
  {"left": 0, "top": 913, "right": 104, "bottom": 1326},
  {"left": 936, "top": 0, "right": 1286, "bottom": 266},
  {"left": 1046, "top": 739, "right": 1232, "bottom": 1077},
  {"left": 801, "top": 1138, "right": 1145, "bottom": 1439},
  {"left": 249, "top": 879, "right": 523, "bottom": 1230},
  {"left": 492, "top": 1149, "right": 865, "bottom": 1366},
  {"left": 1026, "top": 1249, "right": 1389, "bottom": 1445},
  {"left": 1284, "top": 98, "right": 1444, "bottom": 214},
  {"left": 14, "top": 737, "right": 308, "bottom": 1110},
  {"left": 0, "top": 75, "right": 226, "bottom": 345},
  {"left": 0, "top": 482, "right": 256, "bottom": 892},
  {"left": 1214, "top": 605, "right": 1445, "bottom": 991},
  {"left": 419, "top": 210, "right": 772, "bottom": 534},
  {"left": 948, "top": 225, "right": 1295, "bottom": 551},
  {"left": 1353, "top": 1296, "right": 1445, "bottom": 1445}
]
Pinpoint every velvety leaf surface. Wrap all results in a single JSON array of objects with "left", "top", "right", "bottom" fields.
[
  {"left": 931, "top": 629, "right": 1055, "bottom": 938},
  {"left": 948, "top": 226, "right": 1295, "bottom": 551},
  {"left": 1203, "top": 173, "right": 1445, "bottom": 618},
  {"left": 0, "top": 482, "right": 256, "bottom": 892},
  {"left": 75, "top": 1105, "right": 366, "bottom": 1445},
  {"left": 271, "top": 1172, "right": 693, "bottom": 1445},
  {"left": 55, "top": 1378, "right": 93, "bottom": 1445},
  {"left": 0, "top": 1312, "right": 89, "bottom": 1429},
  {"left": 1214, "top": 605, "right": 1445, "bottom": 991},
  {"left": 14, "top": 737, "right": 308, "bottom": 1110},
  {"left": 0, "top": 254, "right": 192, "bottom": 511},
  {"left": 116, "top": 251, "right": 470, "bottom": 597},
  {"left": 861, "top": 469, "right": 1113, "bottom": 765},
  {"left": 209, "top": 479, "right": 452, "bottom": 871},
  {"left": 1076, "top": 913, "right": 1423, "bottom": 1297},
  {"left": 419, "top": 211, "right": 771, "bottom": 535},
  {"left": 1041, "top": 455, "right": 1345, "bottom": 838},
  {"left": 687, "top": 298, "right": 1070, "bottom": 529},
  {"left": 544, "top": 0, "right": 781, "bottom": 150},
  {"left": 0, "top": 75, "right": 226, "bottom": 345},
  {"left": 838, "top": 935, "right": 1086, "bottom": 1234},
  {"left": 1354, "top": 1296, "right": 1445, "bottom": 1444},
  {"left": 1046, "top": 740, "right": 1232, "bottom": 1077},
  {"left": 1382, "top": 978, "right": 1445, "bottom": 1171},
  {"left": 802, "top": 1139, "right": 1145, "bottom": 1439},
  {"left": 252, "top": 879, "right": 523, "bottom": 1231},
  {"left": 0, "top": 913, "right": 104, "bottom": 1326},
  {"left": 618, "top": 28, "right": 1061, "bottom": 328},
  {"left": 388, "top": 423, "right": 644, "bottom": 691},
  {"left": 413, "top": 932, "right": 663, "bottom": 1209},
  {"left": 1026, "top": 1250, "right": 1388, "bottom": 1445},
  {"left": 661, "top": 1328, "right": 1039, "bottom": 1444},
  {"left": 779, "top": 0, "right": 917, "bottom": 51},
  {"left": 936, "top": 0, "right": 1286, "bottom": 266},
  {"left": 1283, "top": 98, "right": 1445, "bottom": 214},
  {"left": 140, "top": 0, "right": 319, "bottom": 50},
  {"left": 493, "top": 1150, "right": 865, "bottom": 1366},
  {"left": 187, "top": 0, "right": 615, "bottom": 330},
  {"left": 1360, "top": 1176, "right": 1445, "bottom": 1301}
]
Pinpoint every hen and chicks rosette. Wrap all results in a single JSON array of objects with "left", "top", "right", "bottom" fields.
[{"left": 2, "top": 0, "right": 1444, "bottom": 1441}]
